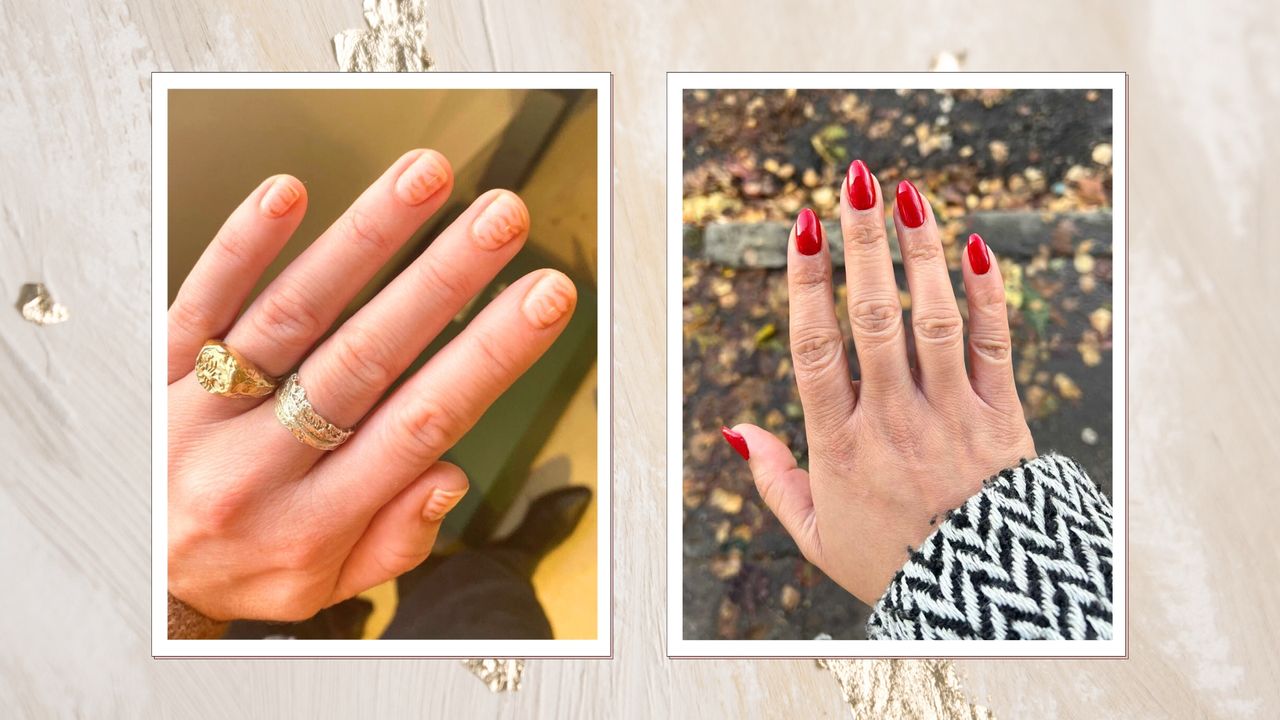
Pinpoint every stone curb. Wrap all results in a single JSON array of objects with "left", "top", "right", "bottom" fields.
[{"left": 691, "top": 211, "right": 1113, "bottom": 268}]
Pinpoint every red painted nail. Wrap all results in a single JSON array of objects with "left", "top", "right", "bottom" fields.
[
  {"left": 795, "top": 207, "right": 822, "bottom": 256},
  {"left": 721, "top": 426, "right": 749, "bottom": 460},
  {"left": 896, "top": 180, "right": 926, "bottom": 228},
  {"left": 846, "top": 159, "right": 877, "bottom": 211},
  {"left": 966, "top": 233, "right": 992, "bottom": 274}
]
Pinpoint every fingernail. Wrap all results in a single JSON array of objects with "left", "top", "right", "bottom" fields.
[
  {"left": 259, "top": 176, "right": 301, "bottom": 218},
  {"left": 846, "top": 159, "right": 877, "bottom": 211},
  {"left": 967, "top": 233, "right": 992, "bottom": 274},
  {"left": 394, "top": 151, "right": 449, "bottom": 206},
  {"left": 472, "top": 192, "right": 528, "bottom": 249},
  {"left": 721, "top": 426, "right": 749, "bottom": 460},
  {"left": 896, "top": 180, "right": 926, "bottom": 229},
  {"left": 795, "top": 207, "right": 823, "bottom": 256},
  {"left": 423, "top": 488, "right": 467, "bottom": 522},
  {"left": 521, "top": 271, "right": 576, "bottom": 329}
]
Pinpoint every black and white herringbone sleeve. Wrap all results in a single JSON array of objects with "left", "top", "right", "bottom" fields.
[{"left": 866, "top": 454, "right": 1113, "bottom": 641}]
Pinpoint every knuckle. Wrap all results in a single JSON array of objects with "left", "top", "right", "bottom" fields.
[
  {"left": 342, "top": 207, "right": 396, "bottom": 253},
  {"left": 843, "top": 222, "right": 882, "bottom": 251},
  {"left": 467, "top": 328, "right": 519, "bottom": 381},
  {"left": 790, "top": 326, "right": 845, "bottom": 375},
  {"left": 253, "top": 284, "right": 322, "bottom": 348},
  {"left": 902, "top": 236, "right": 942, "bottom": 263},
  {"left": 391, "top": 400, "right": 460, "bottom": 464},
  {"left": 214, "top": 225, "right": 254, "bottom": 265},
  {"left": 329, "top": 326, "right": 397, "bottom": 396},
  {"left": 168, "top": 299, "right": 215, "bottom": 339},
  {"left": 969, "top": 332, "right": 1013, "bottom": 362},
  {"left": 789, "top": 264, "right": 829, "bottom": 293},
  {"left": 968, "top": 285, "right": 1008, "bottom": 309},
  {"left": 849, "top": 295, "right": 903, "bottom": 338},
  {"left": 913, "top": 305, "right": 964, "bottom": 344},
  {"left": 414, "top": 257, "right": 470, "bottom": 304}
]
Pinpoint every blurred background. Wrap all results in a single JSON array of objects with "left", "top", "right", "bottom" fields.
[
  {"left": 168, "top": 88, "right": 599, "bottom": 640},
  {"left": 682, "top": 88, "right": 1114, "bottom": 640}
]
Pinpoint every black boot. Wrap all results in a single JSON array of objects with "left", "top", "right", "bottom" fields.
[{"left": 491, "top": 486, "right": 594, "bottom": 577}]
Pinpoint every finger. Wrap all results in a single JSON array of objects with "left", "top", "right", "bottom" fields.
[
  {"left": 224, "top": 149, "right": 455, "bottom": 382},
  {"left": 315, "top": 269, "right": 576, "bottom": 514},
  {"left": 838, "top": 160, "right": 912, "bottom": 397},
  {"left": 893, "top": 179, "right": 968, "bottom": 397},
  {"left": 294, "top": 190, "right": 529, "bottom": 431},
  {"left": 787, "top": 207, "right": 856, "bottom": 443},
  {"left": 329, "top": 461, "right": 469, "bottom": 603},
  {"left": 961, "top": 233, "right": 1019, "bottom": 409},
  {"left": 168, "top": 175, "right": 306, "bottom": 383},
  {"left": 727, "top": 424, "right": 822, "bottom": 564}
]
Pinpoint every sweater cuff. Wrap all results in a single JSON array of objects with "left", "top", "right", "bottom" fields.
[
  {"left": 167, "top": 593, "right": 230, "bottom": 639},
  {"left": 866, "top": 453, "right": 1113, "bottom": 641}
]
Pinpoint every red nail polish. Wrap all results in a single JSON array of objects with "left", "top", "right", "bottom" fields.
[
  {"left": 795, "top": 207, "right": 822, "bottom": 256},
  {"left": 896, "top": 180, "right": 926, "bottom": 229},
  {"left": 846, "top": 159, "right": 877, "bottom": 211},
  {"left": 721, "top": 426, "right": 749, "bottom": 460},
  {"left": 966, "top": 233, "right": 991, "bottom": 274}
]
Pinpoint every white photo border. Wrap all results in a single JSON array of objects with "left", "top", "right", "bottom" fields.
[
  {"left": 666, "top": 71, "right": 1127, "bottom": 658},
  {"left": 153, "top": 71, "right": 613, "bottom": 659}
]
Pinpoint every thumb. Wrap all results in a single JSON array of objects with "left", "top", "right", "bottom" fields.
[
  {"left": 723, "top": 424, "right": 822, "bottom": 565},
  {"left": 328, "top": 462, "right": 469, "bottom": 604}
]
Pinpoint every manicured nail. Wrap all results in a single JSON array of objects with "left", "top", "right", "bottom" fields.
[
  {"left": 721, "top": 426, "right": 749, "bottom": 460},
  {"left": 895, "top": 180, "right": 926, "bottom": 229},
  {"left": 423, "top": 487, "right": 468, "bottom": 522},
  {"left": 394, "top": 150, "right": 449, "bottom": 206},
  {"left": 521, "top": 270, "right": 576, "bottom": 328},
  {"left": 472, "top": 192, "right": 529, "bottom": 249},
  {"left": 259, "top": 176, "right": 301, "bottom": 218},
  {"left": 846, "top": 159, "right": 877, "bottom": 211},
  {"left": 966, "top": 233, "right": 992, "bottom": 274},
  {"left": 795, "top": 207, "right": 823, "bottom": 256}
]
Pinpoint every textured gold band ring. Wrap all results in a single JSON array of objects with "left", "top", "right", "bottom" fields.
[
  {"left": 194, "top": 340, "right": 280, "bottom": 398},
  {"left": 274, "top": 373, "right": 354, "bottom": 451}
]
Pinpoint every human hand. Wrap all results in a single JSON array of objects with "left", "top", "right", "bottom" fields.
[
  {"left": 724, "top": 160, "right": 1036, "bottom": 607},
  {"left": 167, "top": 150, "right": 576, "bottom": 624}
]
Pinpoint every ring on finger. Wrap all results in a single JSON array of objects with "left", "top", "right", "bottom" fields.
[
  {"left": 194, "top": 340, "right": 281, "bottom": 398},
  {"left": 274, "top": 373, "right": 354, "bottom": 451}
]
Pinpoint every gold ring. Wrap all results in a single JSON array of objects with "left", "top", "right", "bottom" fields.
[
  {"left": 274, "top": 373, "right": 353, "bottom": 451},
  {"left": 194, "top": 340, "right": 280, "bottom": 398}
]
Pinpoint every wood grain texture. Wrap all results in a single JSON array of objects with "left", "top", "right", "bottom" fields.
[{"left": 0, "top": 0, "right": 1276, "bottom": 716}]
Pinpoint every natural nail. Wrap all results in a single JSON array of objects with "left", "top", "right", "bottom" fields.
[
  {"left": 721, "top": 426, "right": 749, "bottom": 460},
  {"left": 259, "top": 176, "right": 301, "bottom": 218},
  {"left": 846, "top": 159, "right": 877, "bottom": 211},
  {"left": 896, "top": 180, "right": 926, "bottom": 229},
  {"left": 472, "top": 192, "right": 528, "bottom": 249},
  {"left": 423, "top": 488, "right": 467, "bottom": 522},
  {"left": 394, "top": 151, "right": 449, "bottom": 206},
  {"left": 795, "top": 207, "right": 823, "bottom": 256},
  {"left": 967, "top": 233, "right": 992, "bottom": 274},
  {"left": 521, "top": 270, "right": 576, "bottom": 328}
]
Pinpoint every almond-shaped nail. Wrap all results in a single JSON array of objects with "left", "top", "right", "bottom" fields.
[
  {"left": 423, "top": 488, "right": 467, "bottom": 522},
  {"left": 896, "top": 180, "right": 926, "bottom": 229},
  {"left": 394, "top": 151, "right": 450, "bottom": 206},
  {"left": 795, "top": 207, "right": 823, "bottom": 256},
  {"left": 472, "top": 192, "right": 529, "bottom": 249},
  {"left": 846, "top": 159, "right": 877, "bottom": 211},
  {"left": 721, "top": 426, "right": 749, "bottom": 460},
  {"left": 259, "top": 176, "right": 301, "bottom": 218},
  {"left": 521, "top": 271, "right": 576, "bottom": 329},
  {"left": 966, "top": 233, "right": 992, "bottom": 274}
]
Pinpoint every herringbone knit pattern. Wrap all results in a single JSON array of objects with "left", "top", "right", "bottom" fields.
[{"left": 867, "top": 454, "right": 1113, "bottom": 640}]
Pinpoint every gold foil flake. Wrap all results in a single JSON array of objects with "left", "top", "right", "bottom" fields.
[
  {"left": 930, "top": 51, "right": 968, "bottom": 72},
  {"left": 17, "top": 283, "right": 69, "bottom": 326},
  {"left": 462, "top": 659, "right": 525, "bottom": 692},
  {"left": 817, "top": 659, "right": 993, "bottom": 720},
  {"left": 334, "top": 0, "right": 435, "bottom": 72}
]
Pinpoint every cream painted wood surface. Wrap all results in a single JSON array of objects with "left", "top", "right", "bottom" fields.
[{"left": 1, "top": 0, "right": 1276, "bottom": 717}]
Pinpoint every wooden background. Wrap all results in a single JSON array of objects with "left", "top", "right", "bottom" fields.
[{"left": 1, "top": 0, "right": 1276, "bottom": 716}]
